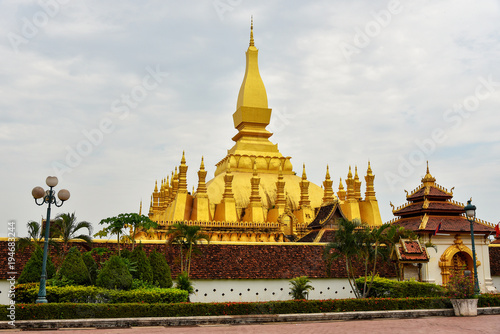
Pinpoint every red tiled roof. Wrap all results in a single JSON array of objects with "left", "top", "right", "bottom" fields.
[
  {"left": 407, "top": 186, "right": 452, "bottom": 201},
  {"left": 397, "top": 245, "right": 429, "bottom": 261},
  {"left": 403, "top": 240, "right": 422, "bottom": 254},
  {"left": 391, "top": 216, "right": 495, "bottom": 234},
  {"left": 394, "top": 201, "right": 463, "bottom": 216}
]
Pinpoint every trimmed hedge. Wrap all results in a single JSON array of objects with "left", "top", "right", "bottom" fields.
[
  {"left": 355, "top": 276, "right": 445, "bottom": 298},
  {"left": 2, "top": 295, "right": 500, "bottom": 320},
  {"left": 0, "top": 297, "right": 459, "bottom": 320},
  {"left": 15, "top": 284, "right": 188, "bottom": 304}
]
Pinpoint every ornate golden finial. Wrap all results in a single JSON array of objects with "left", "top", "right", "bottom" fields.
[
  {"left": 249, "top": 16, "right": 254, "bottom": 47},
  {"left": 181, "top": 150, "right": 186, "bottom": 164},
  {"left": 426, "top": 160, "right": 430, "bottom": 174},
  {"left": 139, "top": 200, "right": 142, "bottom": 215},
  {"left": 302, "top": 163, "right": 307, "bottom": 180},
  {"left": 390, "top": 202, "right": 395, "bottom": 210},
  {"left": 354, "top": 166, "right": 362, "bottom": 200},
  {"left": 347, "top": 165, "right": 353, "bottom": 179},
  {"left": 322, "top": 165, "right": 334, "bottom": 204},
  {"left": 200, "top": 156, "right": 205, "bottom": 169},
  {"left": 367, "top": 161, "right": 373, "bottom": 175},
  {"left": 154, "top": 180, "right": 158, "bottom": 192},
  {"left": 337, "top": 177, "right": 346, "bottom": 201}
]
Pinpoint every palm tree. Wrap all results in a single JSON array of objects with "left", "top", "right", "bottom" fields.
[
  {"left": 289, "top": 276, "right": 314, "bottom": 300},
  {"left": 360, "top": 223, "right": 391, "bottom": 297},
  {"left": 324, "top": 218, "right": 368, "bottom": 298},
  {"left": 53, "top": 212, "right": 93, "bottom": 254},
  {"left": 383, "top": 224, "right": 417, "bottom": 280},
  {"left": 167, "top": 222, "right": 209, "bottom": 277},
  {"left": 17, "top": 219, "right": 57, "bottom": 252}
]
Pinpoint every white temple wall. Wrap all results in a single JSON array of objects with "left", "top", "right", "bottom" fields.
[
  {"left": 190, "top": 278, "right": 354, "bottom": 303},
  {"left": 420, "top": 234, "right": 495, "bottom": 292}
]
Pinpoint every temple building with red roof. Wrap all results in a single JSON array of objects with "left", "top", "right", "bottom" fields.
[{"left": 389, "top": 163, "right": 497, "bottom": 292}]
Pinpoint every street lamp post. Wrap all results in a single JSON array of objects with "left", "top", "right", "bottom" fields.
[
  {"left": 31, "top": 176, "right": 70, "bottom": 303},
  {"left": 464, "top": 199, "right": 480, "bottom": 295}
]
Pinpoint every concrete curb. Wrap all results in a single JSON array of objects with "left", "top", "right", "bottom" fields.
[{"left": 2, "top": 307, "right": 500, "bottom": 330}]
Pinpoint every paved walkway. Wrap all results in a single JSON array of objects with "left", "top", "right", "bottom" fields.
[{"left": 2, "top": 315, "right": 499, "bottom": 333}]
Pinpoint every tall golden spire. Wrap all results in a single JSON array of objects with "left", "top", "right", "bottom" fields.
[
  {"left": 337, "top": 177, "right": 346, "bottom": 201},
  {"left": 354, "top": 166, "right": 362, "bottom": 200},
  {"left": 299, "top": 164, "right": 311, "bottom": 207},
  {"left": 275, "top": 165, "right": 286, "bottom": 208},
  {"left": 178, "top": 151, "right": 188, "bottom": 194},
  {"left": 196, "top": 156, "right": 208, "bottom": 196},
  {"left": 346, "top": 166, "right": 355, "bottom": 200},
  {"left": 365, "top": 161, "right": 376, "bottom": 200},
  {"left": 236, "top": 17, "right": 267, "bottom": 110},
  {"left": 322, "top": 165, "right": 334, "bottom": 204}
]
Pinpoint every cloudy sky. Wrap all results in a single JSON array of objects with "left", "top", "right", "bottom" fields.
[{"left": 1, "top": 0, "right": 499, "bottom": 238}]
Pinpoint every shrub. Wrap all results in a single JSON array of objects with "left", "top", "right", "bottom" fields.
[
  {"left": 289, "top": 276, "right": 314, "bottom": 300},
  {"left": 18, "top": 246, "right": 56, "bottom": 284},
  {"left": 129, "top": 245, "right": 153, "bottom": 283},
  {"left": 96, "top": 256, "right": 133, "bottom": 290},
  {"left": 149, "top": 249, "right": 172, "bottom": 288},
  {"left": 14, "top": 283, "right": 188, "bottom": 304},
  {"left": 82, "top": 251, "right": 99, "bottom": 285},
  {"left": 57, "top": 247, "right": 90, "bottom": 286},
  {"left": 175, "top": 272, "right": 194, "bottom": 297},
  {"left": 355, "top": 276, "right": 445, "bottom": 298},
  {"left": 446, "top": 273, "right": 475, "bottom": 299}
]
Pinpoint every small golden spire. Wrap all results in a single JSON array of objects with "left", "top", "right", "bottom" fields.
[
  {"left": 154, "top": 180, "right": 158, "bottom": 192},
  {"left": 326, "top": 165, "right": 331, "bottom": 180},
  {"left": 426, "top": 160, "right": 430, "bottom": 174},
  {"left": 200, "top": 156, "right": 205, "bottom": 169},
  {"left": 302, "top": 163, "right": 307, "bottom": 180},
  {"left": 181, "top": 150, "right": 186, "bottom": 164},
  {"left": 249, "top": 16, "right": 254, "bottom": 47}
]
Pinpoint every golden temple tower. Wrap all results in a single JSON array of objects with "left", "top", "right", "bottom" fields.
[{"left": 142, "top": 20, "right": 383, "bottom": 241}]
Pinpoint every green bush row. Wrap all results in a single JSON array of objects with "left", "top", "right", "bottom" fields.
[
  {"left": 0, "top": 297, "right": 466, "bottom": 320},
  {"left": 355, "top": 276, "right": 445, "bottom": 298},
  {"left": 15, "top": 284, "right": 188, "bottom": 304}
]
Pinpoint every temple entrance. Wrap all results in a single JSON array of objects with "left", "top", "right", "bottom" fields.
[
  {"left": 439, "top": 236, "right": 480, "bottom": 286},
  {"left": 451, "top": 251, "right": 472, "bottom": 276}
]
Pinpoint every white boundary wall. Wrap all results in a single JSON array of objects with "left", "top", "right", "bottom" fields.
[
  {"left": 190, "top": 278, "right": 354, "bottom": 303},
  {"left": 0, "top": 280, "right": 10, "bottom": 305}
]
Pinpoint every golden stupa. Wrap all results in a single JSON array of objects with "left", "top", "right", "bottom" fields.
[{"left": 141, "top": 21, "right": 383, "bottom": 242}]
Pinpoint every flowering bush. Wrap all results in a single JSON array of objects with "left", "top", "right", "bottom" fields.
[{"left": 446, "top": 273, "right": 476, "bottom": 299}]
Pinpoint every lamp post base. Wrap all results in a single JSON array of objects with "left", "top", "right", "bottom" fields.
[{"left": 35, "top": 296, "right": 48, "bottom": 304}]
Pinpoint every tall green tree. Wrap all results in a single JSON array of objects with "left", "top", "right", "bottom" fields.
[
  {"left": 324, "top": 218, "right": 368, "bottom": 298},
  {"left": 57, "top": 247, "right": 90, "bottom": 285},
  {"left": 96, "top": 213, "right": 157, "bottom": 255},
  {"left": 53, "top": 212, "right": 93, "bottom": 254},
  {"left": 382, "top": 224, "right": 417, "bottom": 281},
  {"left": 166, "top": 222, "right": 209, "bottom": 277},
  {"left": 18, "top": 246, "right": 56, "bottom": 284},
  {"left": 149, "top": 249, "right": 173, "bottom": 288}
]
